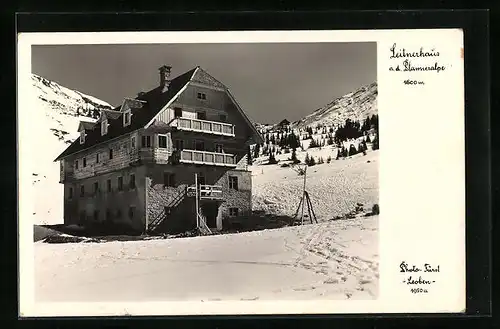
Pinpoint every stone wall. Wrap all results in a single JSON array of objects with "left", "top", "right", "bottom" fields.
[
  {"left": 145, "top": 164, "right": 252, "bottom": 233},
  {"left": 214, "top": 169, "right": 252, "bottom": 223}
]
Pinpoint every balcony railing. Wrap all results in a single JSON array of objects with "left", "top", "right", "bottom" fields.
[
  {"left": 172, "top": 117, "right": 235, "bottom": 136},
  {"left": 186, "top": 185, "right": 224, "bottom": 200},
  {"left": 178, "top": 149, "right": 237, "bottom": 167}
]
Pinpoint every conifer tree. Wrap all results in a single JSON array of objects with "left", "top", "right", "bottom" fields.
[
  {"left": 342, "top": 146, "right": 349, "bottom": 158},
  {"left": 304, "top": 153, "right": 310, "bottom": 165},
  {"left": 361, "top": 140, "right": 368, "bottom": 152},
  {"left": 268, "top": 152, "right": 278, "bottom": 164},
  {"left": 348, "top": 144, "right": 358, "bottom": 156},
  {"left": 291, "top": 148, "right": 300, "bottom": 163},
  {"left": 372, "top": 135, "right": 379, "bottom": 150},
  {"left": 253, "top": 143, "right": 261, "bottom": 159}
]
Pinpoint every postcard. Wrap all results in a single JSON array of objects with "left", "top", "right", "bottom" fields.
[{"left": 17, "top": 29, "right": 465, "bottom": 316}]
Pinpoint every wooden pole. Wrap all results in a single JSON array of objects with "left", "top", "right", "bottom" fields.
[
  {"left": 300, "top": 166, "right": 307, "bottom": 225},
  {"left": 195, "top": 173, "right": 199, "bottom": 229}
]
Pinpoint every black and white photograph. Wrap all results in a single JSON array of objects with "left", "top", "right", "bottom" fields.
[
  {"left": 30, "top": 42, "right": 379, "bottom": 302},
  {"left": 18, "top": 29, "right": 467, "bottom": 316}
]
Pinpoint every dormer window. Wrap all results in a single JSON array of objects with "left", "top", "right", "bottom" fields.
[
  {"left": 123, "top": 110, "right": 131, "bottom": 127},
  {"left": 101, "top": 119, "right": 108, "bottom": 135},
  {"left": 80, "top": 130, "right": 86, "bottom": 144}
]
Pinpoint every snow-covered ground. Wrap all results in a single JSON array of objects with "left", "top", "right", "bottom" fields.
[
  {"left": 35, "top": 215, "right": 378, "bottom": 302},
  {"left": 252, "top": 149, "right": 379, "bottom": 221}
]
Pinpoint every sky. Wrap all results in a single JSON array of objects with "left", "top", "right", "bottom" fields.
[{"left": 32, "top": 43, "right": 376, "bottom": 124}]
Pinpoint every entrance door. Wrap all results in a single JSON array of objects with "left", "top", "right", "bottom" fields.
[{"left": 200, "top": 202, "right": 218, "bottom": 228}]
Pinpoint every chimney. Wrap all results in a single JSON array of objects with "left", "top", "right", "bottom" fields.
[{"left": 159, "top": 65, "right": 172, "bottom": 92}]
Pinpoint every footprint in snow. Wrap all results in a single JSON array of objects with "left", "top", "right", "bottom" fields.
[
  {"left": 293, "top": 286, "right": 316, "bottom": 292},
  {"left": 240, "top": 296, "right": 259, "bottom": 301}
]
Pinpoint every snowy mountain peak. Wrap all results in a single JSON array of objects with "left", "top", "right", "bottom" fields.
[
  {"left": 32, "top": 74, "right": 113, "bottom": 119},
  {"left": 292, "top": 82, "right": 377, "bottom": 129}
]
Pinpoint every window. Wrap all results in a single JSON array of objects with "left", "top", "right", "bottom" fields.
[
  {"left": 219, "top": 114, "right": 227, "bottom": 122},
  {"left": 197, "top": 173, "right": 206, "bottom": 186},
  {"left": 79, "top": 211, "right": 86, "bottom": 223},
  {"left": 229, "top": 208, "right": 239, "bottom": 217},
  {"left": 80, "top": 130, "right": 85, "bottom": 144},
  {"left": 116, "top": 209, "right": 122, "bottom": 219},
  {"left": 101, "top": 119, "right": 108, "bottom": 135},
  {"left": 215, "top": 144, "right": 223, "bottom": 153},
  {"left": 118, "top": 176, "right": 123, "bottom": 191},
  {"left": 93, "top": 182, "right": 99, "bottom": 194},
  {"left": 164, "top": 206, "right": 172, "bottom": 215},
  {"left": 96, "top": 153, "right": 100, "bottom": 163},
  {"left": 83, "top": 157, "right": 87, "bottom": 167},
  {"left": 107, "top": 179, "right": 112, "bottom": 192},
  {"left": 131, "top": 136, "right": 136, "bottom": 149},
  {"left": 141, "top": 135, "right": 151, "bottom": 148},
  {"left": 93, "top": 210, "right": 99, "bottom": 221},
  {"left": 109, "top": 148, "right": 114, "bottom": 160},
  {"left": 106, "top": 209, "right": 112, "bottom": 221},
  {"left": 194, "top": 140, "right": 205, "bottom": 151},
  {"left": 129, "top": 174, "right": 136, "bottom": 189},
  {"left": 163, "top": 172, "right": 176, "bottom": 187},
  {"left": 174, "top": 107, "right": 182, "bottom": 118},
  {"left": 196, "top": 111, "right": 207, "bottom": 120},
  {"left": 68, "top": 187, "right": 73, "bottom": 200},
  {"left": 80, "top": 185, "right": 85, "bottom": 197},
  {"left": 123, "top": 110, "right": 131, "bottom": 126},
  {"left": 175, "top": 139, "right": 184, "bottom": 150},
  {"left": 75, "top": 160, "right": 79, "bottom": 170},
  {"left": 229, "top": 176, "right": 238, "bottom": 190},
  {"left": 158, "top": 135, "right": 168, "bottom": 148},
  {"left": 128, "top": 206, "right": 135, "bottom": 219},
  {"left": 197, "top": 92, "right": 207, "bottom": 100}
]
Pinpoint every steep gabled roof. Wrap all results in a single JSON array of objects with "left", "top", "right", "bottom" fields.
[
  {"left": 278, "top": 119, "right": 290, "bottom": 126},
  {"left": 77, "top": 121, "right": 96, "bottom": 132},
  {"left": 54, "top": 65, "right": 263, "bottom": 161},
  {"left": 54, "top": 68, "right": 196, "bottom": 161},
  {"left": 100, "top": 109, "right": 122, "bottom": 121}
]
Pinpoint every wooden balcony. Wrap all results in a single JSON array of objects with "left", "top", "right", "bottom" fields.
[
  {"left": 178, "top": 149, "right": 237, "bottom": 167},
  {"left": 186, "top": 185, "right": 224, "bottom": 200},
  {"left": 172, "top": 117, "right": 235, "bottom": 137}
]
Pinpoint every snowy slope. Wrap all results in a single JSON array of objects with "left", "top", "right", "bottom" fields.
[
  {"left": 35, "top": 215, "right": 378, "bottom": 303},
  {"left": 252, "top": 149, "right": 379, "bottom": 221},
  {"left": 31, "top": 74, "right": 113, "bottom": 225},
  {"left": 250, "top": 81, "right": 379, "bottom": 220},
  {"left": 292, "top": 82, "right": 377, "bottom": 130}
]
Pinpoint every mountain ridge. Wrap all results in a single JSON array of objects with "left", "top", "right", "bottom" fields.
[{"left": 291, "top": 82, "right": 377, "bottom": 129}]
